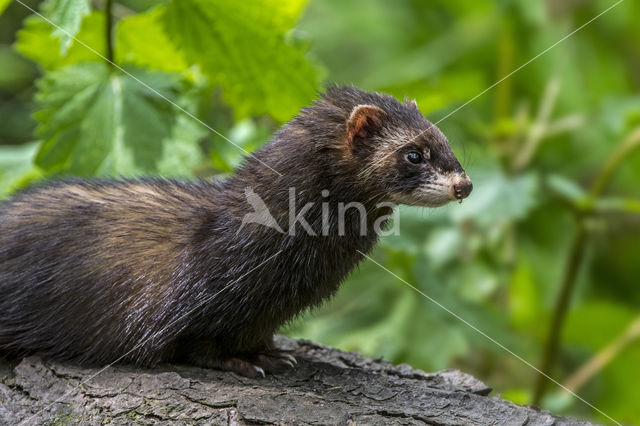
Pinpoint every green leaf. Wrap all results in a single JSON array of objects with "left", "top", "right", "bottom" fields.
[
  {"left": 156, "top": 86, "right": 207, "bottom": 176},
  {"left": 156, "top": 113, "right": 205, "bottom": 177},
  {"left": 0, "top": 142, "right": 42, "bottom": 198},
  {"left": 382, "top": 70, "right": 486, "bottom": 115},
  {"left": 423, "top": 227, "right": 464, "bottom": 268},
  {"left": 563, "top": 303, "right": 640, "bottom": 422},
  {"left": 116, "top": 6, "right": 188, "bottom": 74},
  {"left": 0, "top": 0, "right": 12, "bottom": 16},
  {"left": 41, "top": 0, "right": 91, "bottom": 53},
  {"left": 450, "top": 262, "right": 499, "bottom": 304},
  {"left": 593, "top": 197, "right": 640, "bottom": 214},
  {"left": 451, "top": 169, "right": 540, "bottom": 228},
  {"left": 209, "top": 119, "right": 272, "bottom": 173},
  {"left": 33, "top": 62, "right": 193, "bottom": 176},
  {"left": 500, "top": 389, "right": 531, "bottom": 406},
  {"left": 508, "top": 256, "right": 542, "bottom": 330},
  {"left": 546, "top": 174, "right": 587, "bottom": 204},
  {"left": 361, "top": 15, "right": 495, "bottom": 89},
  {"left": 163, "top": 0, "right": 319, "bottom": 122},
  {"left": 16, "top": 11, "right": 104, "bottom": 70},
  {"left": 565, "top": 302, "right": 636, "bottom": 350}
]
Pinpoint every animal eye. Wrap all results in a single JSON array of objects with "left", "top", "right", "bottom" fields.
[{"left": 406, "top": 151, "right": 423, "bottom": 164}]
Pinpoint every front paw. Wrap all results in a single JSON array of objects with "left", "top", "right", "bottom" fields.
[
  {"left": 211, "top": 350, "right": 297, "bottom": 378},
  {"left": 254, "top": 350, "right": 297, "bottom": 375}
]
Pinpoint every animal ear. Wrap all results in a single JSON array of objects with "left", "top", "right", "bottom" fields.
[
  {"left": 347, "top": 104, "right": 387, "bottom": 142},
  {"left": 405, "top": 97, "right": 419, "bottom": 110}
]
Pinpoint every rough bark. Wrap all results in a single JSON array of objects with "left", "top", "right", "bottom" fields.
[{"left": 0, "top": 336, "right": 591, "bottom": 425}]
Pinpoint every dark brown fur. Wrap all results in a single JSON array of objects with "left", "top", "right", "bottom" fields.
[{"left": 0, "top": 86, "right": 471, "bottom": 376}]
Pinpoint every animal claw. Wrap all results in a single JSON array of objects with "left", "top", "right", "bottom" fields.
[{"left": 286, "top": 354, "right": 297, "bottom": 365}]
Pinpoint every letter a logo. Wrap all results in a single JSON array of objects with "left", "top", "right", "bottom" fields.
[{"left": 239, "top": 187, "right": 284, "bottom": 233}]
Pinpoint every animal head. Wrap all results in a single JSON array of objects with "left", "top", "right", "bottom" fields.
[{"left": 329, "top": 86, "right": 472, "bottom": 207}]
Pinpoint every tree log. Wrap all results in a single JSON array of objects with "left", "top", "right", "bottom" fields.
[{"left": 0, "top": 336, "right": 591, "bottom": 425}]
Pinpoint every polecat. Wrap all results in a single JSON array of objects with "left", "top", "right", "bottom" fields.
[{"left": 0, "top": 86, "right": 472, "bottom": 377}]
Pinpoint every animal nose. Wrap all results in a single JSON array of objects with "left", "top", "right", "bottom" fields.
[{"left": 454, "top": 181, "right": 473, "bottom": 200}]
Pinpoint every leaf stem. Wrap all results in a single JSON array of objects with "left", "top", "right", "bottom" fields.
[
  {"left": 511, "top": 77, "right": 560, "bottom": 172},
  {"left": 589, "top": 127, "right": 640, "bottom": 198},
  {"left": 105, "top": 0, "right": 114, "bottom": 67},
  {"left": 493, "top": 18, "right": 514, "bottom": 122},
  {"left": 563, "top": 315, "right": 640, "bottom": 393},
  {"left": 532, "top": 125, "right": 640, "bottom": 405},
  {"left": 532, "top": 224, "right": 586, "bottom": 404}
]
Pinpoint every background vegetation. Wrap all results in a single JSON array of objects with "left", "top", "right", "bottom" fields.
[{"left": 1, "top": 0, "right": 639, "bottom": 423}]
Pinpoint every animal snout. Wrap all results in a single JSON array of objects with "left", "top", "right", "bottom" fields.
[{"left": 454, "top": 180, "right": 473, "bottom": 200}]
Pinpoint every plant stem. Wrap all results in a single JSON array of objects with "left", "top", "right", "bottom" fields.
[
  {"left": 493, "top": 18, "right": 514, "bottom": 123},
  {"left": 532, "top": 125, "right": 640, "bottom": 405},
  {"left": 105, "top": 0, "right": 114, "bottom": 66},
  {"left": 589, "top": 127, "right": 640, "bottom": 198},
  {"left": 511, "top": 77, "right": 560, "bottom": 172},
  {"left": 532, "top": 224, "right": 586, "bottom": 404},
  {"left": 563, "top": 315, "right": 640, "bottom": 393}
]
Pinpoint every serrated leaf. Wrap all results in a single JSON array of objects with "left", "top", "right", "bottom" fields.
[
  {"left": 33, "top": 62, "right": 192, "bottom": 176},
  {"left": 163, "top": 0, "right": 319, "bottom": 122},
  {"left": 41, "top": 0, "right": 91, "bottom": 53},
  {"left": 156, "top": 115, "right": 205, "bottom": 176},
  {"left": 209, "top": 119, "right": 272, "bottom": 173},
  {"left": 261, "top": 0, "right": 307, "bottom": 29},
  {"left": 16, "top": 11, "right": 104, "bottom": 70},
  {"left": 156, "top": 88, "right": 207, "bottom": 176},
  {"left": 116, "top": 6, "right": 188, "bottom": 73}
]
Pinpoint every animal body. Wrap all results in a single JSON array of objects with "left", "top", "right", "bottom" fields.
[{"left": 0, "top": 86, "right": 472, "bottom": 377}]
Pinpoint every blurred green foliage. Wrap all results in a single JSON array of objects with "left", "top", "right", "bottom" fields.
[{"left": 1, "top": 0, "right": 639, "bottom": 423}]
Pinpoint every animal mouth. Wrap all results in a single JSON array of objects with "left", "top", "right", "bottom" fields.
[
  {"left": 414, "top": 175, "right": 473, "bottom": 207},
  {"left": 408, "top": 187, "right": 454, "bottom": 207},
  {"left": 390, "top": 173, "right": 473, "bottom": 207}
]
